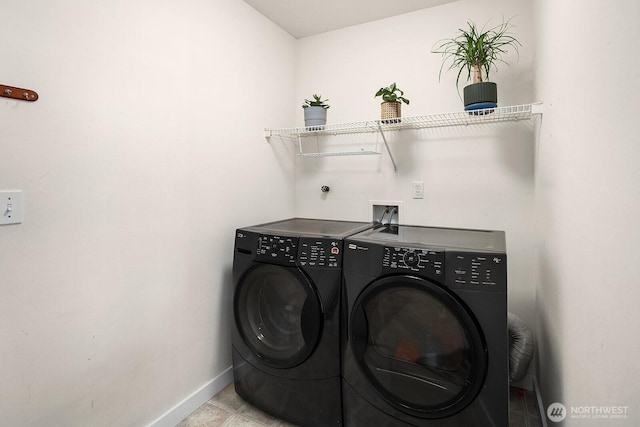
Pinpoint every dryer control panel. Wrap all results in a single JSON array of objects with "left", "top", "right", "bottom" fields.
[
  {"left": 382, "top": 246, "right": 444, "bottom": 281},
  {"left": 256, "top": 234, "right": 298, "bottom": 265},
  {"left": 446, "top": 251, "right": 507, "bottom": 291}
]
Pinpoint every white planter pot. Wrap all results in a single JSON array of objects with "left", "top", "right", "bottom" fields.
[{"left": 304, "top": 106, "right": 327, "bottom": 130}]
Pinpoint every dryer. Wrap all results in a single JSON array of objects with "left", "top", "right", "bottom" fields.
[
  {"left": 232, "top": 218, "right": 373, "bottom": 427},
  {"left": 341, "top": 225, "right": 508, "bottom": 427}
]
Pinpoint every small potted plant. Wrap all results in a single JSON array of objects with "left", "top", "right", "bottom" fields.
[
  {"left": 375, "top": 82, "right": 410, "bottom": 123},
  {"left": 432, "top": 18, "right": 521, "bottom": 112},
  {"left": 302, "top": 94, "right": 330, "bottom": 130}
]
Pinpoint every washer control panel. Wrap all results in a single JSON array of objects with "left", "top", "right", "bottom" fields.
[
  {"left": 382, "top": 246, "right": 444, "bottom": 280},
  {"left": 256, "top": 234, "right": 298, "bottom": 265},
  {"left": 299, "top": 238, "right": 343, "bottom": 268},
  {"left": 255, "top": 234, "right": 343, "bottom": 268}
]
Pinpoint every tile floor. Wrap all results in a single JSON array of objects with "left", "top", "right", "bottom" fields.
[
  {"left": 177, "top": 383, "right": 543, "bottom": 427},
  {"left": 176, "top": 383, "right": 296, "bottom": 427}
]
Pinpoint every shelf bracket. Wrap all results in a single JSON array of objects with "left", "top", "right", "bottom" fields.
[
  {"left": 377, "top": 122, "right": 398, "bottom": 172},
  {"left": 1, "top": 84, "right": 38, "bottom": 102},
  {"left": 297, "top": 133, "right": 303, "bottom": 154}
]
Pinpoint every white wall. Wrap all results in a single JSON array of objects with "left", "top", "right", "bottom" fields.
[
  {"left": 4, "top": 0, "right": 638, "bottom": 425},
  {"left": 0, "top": 1, "right": 296, "bottom": 425},
  {"left": 535, "top": 0, "right": 640, "bottom": 424},
  {"left": 293, "top": 0, "right": 538, "bottom": 346}
]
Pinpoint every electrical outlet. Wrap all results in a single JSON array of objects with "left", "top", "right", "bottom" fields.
[{"left": 412, "top": 181, "right": 424, "bottom": 199}]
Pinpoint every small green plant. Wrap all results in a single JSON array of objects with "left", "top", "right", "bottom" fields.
[
  {"left": 302, "top": 94, "right": 330, "bottom": 109},
  {"left": 374, "top": 82, "right": 410, "bottom": 105},
  {"left": 432, "top": 18, "right": 521, "bottom": 90}
]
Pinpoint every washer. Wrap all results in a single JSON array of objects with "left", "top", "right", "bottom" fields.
[
  {"left": 232, "top": 218, "right": 374, "bottom": 427},
  {"left": 341, "top": 225, "right": 508, "bottom": 426}
]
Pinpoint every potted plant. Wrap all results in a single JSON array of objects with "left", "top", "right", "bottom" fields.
[
  {"left": 302, "top": 94, "right": 330, "bottom": 130},
  {"left": 432, "top": 18, "right": 521, "bottom": 112},
  {"left": 375, "top": 82, "right": 410, "bottom": 123}
]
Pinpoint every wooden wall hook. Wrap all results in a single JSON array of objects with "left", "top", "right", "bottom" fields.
[{"left": 1, "top": 84, "right": 39, "bottom": 102}]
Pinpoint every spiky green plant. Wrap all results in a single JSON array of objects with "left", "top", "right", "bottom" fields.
[
  {"left": 374, "top": 82, "right": 410, "bottom": 105},
  {"left": 432, "top": 18, "right": 521, "bottom": 91},
  {"left": 302, "top": 94, "right": 330, "bottom": 109}
]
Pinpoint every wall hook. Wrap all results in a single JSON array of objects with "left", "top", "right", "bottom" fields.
[{"left": 1, "top": 84, "right": 38, "bottom": 102}]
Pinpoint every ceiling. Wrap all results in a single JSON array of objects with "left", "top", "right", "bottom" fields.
[{"left": 243, "top": 0, "right": 457, "bottom": 39}]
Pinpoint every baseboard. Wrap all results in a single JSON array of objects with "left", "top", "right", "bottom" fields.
[
  {"left": 532, "top": 376, "right": 548, "bottom": 427},
  {"left": 147, "top": 365, "right": 233, "bottom": 427}
]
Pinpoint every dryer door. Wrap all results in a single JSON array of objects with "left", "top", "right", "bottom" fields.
[
  {"left": 350, "top": 275, "right": 487, "bottom": 419},
  {"left": 235, "top": 263, "right": 322, "bottom": 369}
]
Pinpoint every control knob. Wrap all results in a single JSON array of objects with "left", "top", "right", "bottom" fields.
[{"left": 403, "top": 251, "right": 420, "bottom": 267}]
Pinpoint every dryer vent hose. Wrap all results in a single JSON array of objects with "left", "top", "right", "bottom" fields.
[{"left": 508, "top": 312, "right": 534, "bottom": 382}]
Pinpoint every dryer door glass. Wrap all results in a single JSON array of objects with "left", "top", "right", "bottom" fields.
[
  {"left": 350, "top": 276, "right": 486, "bottom": 418},
  {"left": 235, "top": 264, "right": 322, "bottom": 368}
]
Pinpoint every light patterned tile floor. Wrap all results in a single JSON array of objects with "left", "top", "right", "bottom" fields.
[
  {"left": 177, "top": 383, "right": 542, "bottom": 426},
  {"left": 176, "top": 383, "right": 296, "bottom": 427}
]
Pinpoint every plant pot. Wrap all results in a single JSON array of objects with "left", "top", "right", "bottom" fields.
[
  {"left": 463, "top": 82, "right": 498, "bottom": 113},
  {"left": 304, "top": 106, "right": 327, "bottom": 130},
  {"left": 381, "top": 101, "right": 401, "bottom": 123}
]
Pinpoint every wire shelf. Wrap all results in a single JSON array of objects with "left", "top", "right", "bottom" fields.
[
  {"left": 266, "top": 120, "right": 380, "bottom": 138},
  {"left": 265, "top": 103, "right": 542, "bottom": 172},
  {"left": 264, "top": 103, "right": 542, "bottom": 138}
]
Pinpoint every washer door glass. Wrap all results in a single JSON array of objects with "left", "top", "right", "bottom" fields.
[
  {"left": 350, "top": 275, "right": 486, "bottom": 418},
  {"left": 235, "top": 264, "right": 322, "bottom": 368}
]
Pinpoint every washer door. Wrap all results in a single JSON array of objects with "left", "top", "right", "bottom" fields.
[
  {"left": 350, "top": 275, "right": 487, "bottom": 419},
  {"left": 235, "top": 264, "right": 322, "bottom": 369}
]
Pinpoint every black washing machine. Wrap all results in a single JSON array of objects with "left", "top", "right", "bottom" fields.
[
  {"left": 232, "top": 218, "right": 374, "bottom": 427},
  {"left": 341, "top": 225, "right": 508, "bottom": 427}
]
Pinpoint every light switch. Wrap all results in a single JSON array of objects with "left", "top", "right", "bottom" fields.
[{"left": 0, "top": 190, "right": 23, "bottom": 225}]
